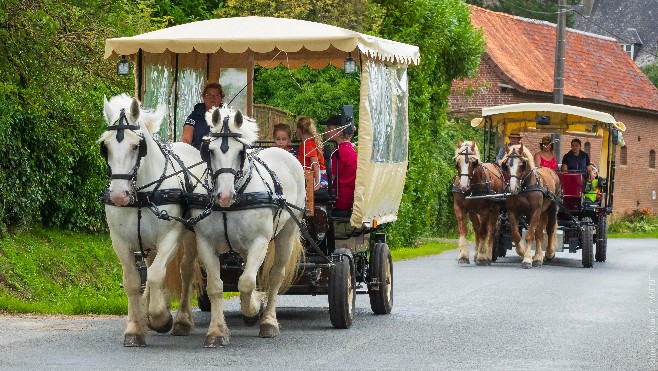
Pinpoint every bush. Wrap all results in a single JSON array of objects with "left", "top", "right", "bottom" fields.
[{"left": 609, "top": 208, "right": 658, "bottom": 234}]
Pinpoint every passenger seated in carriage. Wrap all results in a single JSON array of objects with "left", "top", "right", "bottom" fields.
[
  {"left": 295, "top": 116, "right": 327, "bottom": 191},
  {"left": 181, "top": 82, "right": 225, "bottom": 150},
  {"left": 584, "top": 165, "right": 601, "bottom": 204},
  {"left": 329, "top": 118, "right": 357, "bottom": 211},
  {"left": 533, "top": 136, "right": 558, "bottom": 171},
  {"left": 496, "top": 129, "right": 522, "bottom": 166},
  {"left": 273, "top": 123, "right": 297, "bottom": 156},
  {"left": 560, "top": 138, "right": 595, "bottom": 181}
]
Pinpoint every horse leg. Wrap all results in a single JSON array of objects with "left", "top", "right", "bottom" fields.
[
  {"left": 145, "top": 227, "right": 184, "bottom": 334},
  {"left": 522, "top": 209, "right": 541, "bottom": 269},
  {"left": 238, "top": 236, "right": 269, "bottom": 330},
  {"left": 545, "top": 204, "right": 558, "bottom": 261},
  {"left": 475, "top": 209, "right": 491, "bottom": 266},
  {"left": 454, "top": 203, "right": 470, "bottom": 264},
  {"left": 112, "top": 240, "right": 148, "bottom": 347},
  {"left": 483, "top": 206, "right": 500, "bottom": 265},
  {"left": 469, "top": 212, "right": 481, "bottom": 261},
  {"left": 259, "top": 222, "right": 301, "bottom": 338},
  {"left": 196, "top": 235, "right": 230, "bottom": 348},
  {"left": 508, "top": 209, "right": 524, "bottom": 257},
  {"left": 533, "top": 213, "right": 547, "bottom": 268},
  {"left": 172, "top": 231, "right": 197, "bottom": 336}
]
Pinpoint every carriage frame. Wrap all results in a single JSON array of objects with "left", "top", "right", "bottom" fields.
[
  {"left": 105, "top": 17, "right": 420, "bottom": 328},
  {"left": 471, "top": 103, "right": 626, "bottom": 267}
]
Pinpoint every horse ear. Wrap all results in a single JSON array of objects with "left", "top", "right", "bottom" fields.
[
  {"left": 130, "top": 98, "right": 140, "bottom": 122},
  {"left": 212, "top": 108, "right": 221, "bottom": 126},
  {"left": 103, "top": 96, "right": 112, "bottom": 124},
  {"left": 504, "top": 143, "right": 509, "bottom": 152},
  {"left": 234, "top": 110, "right": 243, "bottom": 128},
  {"left": 520, "top": 143, "right": 524, "bottom": 152},
  {"left": 457, "top": 140, "right": 462, "bottom": 148},
  {"left": 471, "top": 140, "right": 476, "bottom": 150}
]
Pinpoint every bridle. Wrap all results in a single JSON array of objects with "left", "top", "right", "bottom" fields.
[
  {"left": 505, "top": 152, "right": 532, "bottom": 188},
  {"left": 100, "top": 108, "right": 147, "bottom": 182},
  {"left": 200, "top": 115, "right": 252, "bottom": 194},
  {"left": 455, "top": 145, "right": 479, "bottom": 189}
]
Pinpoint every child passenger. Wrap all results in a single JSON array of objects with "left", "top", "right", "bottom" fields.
[
  {"left": 272, "top": 123, "right": 296, "bottom": 156},
  {"left": 296, "top": 116, "right": 327, "bottom": 191},
  {"left": 330, "top": 123, "right": 357, "bottom": 211}
]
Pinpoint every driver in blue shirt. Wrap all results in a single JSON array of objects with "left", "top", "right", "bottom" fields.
[{"left": 560, "top": 138, "right": 595, "bottom": 181}]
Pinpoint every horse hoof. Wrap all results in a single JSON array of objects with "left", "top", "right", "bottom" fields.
[
  {"left": 532, "top": 261, "right": 543, "bottom": 268},
  {"left": 172, "top": 322, "right": 192, "bottom": 336},
  {"left": 259, "top": 323, "right": 280, "bottom": 338},
  {"left": 123, "top": 334, "right": 146, "bottom": 347},
  {"left": 475, "top": 259, "right": 488, "bottom": 266},
  {"left": 204, "top": 335, "right": 229, "bottom": 348},
  {"left": 545, "top": 253, "right": 555, "bottom": 261},
  {"left": 148, "top": 313, "right": 173, "bottom": 334},
  {"left": 458, "top": 258, "right": 470, "bottom": 264},
  {"left": 521, "top": 262, "right": 532, "bottom": 269}
]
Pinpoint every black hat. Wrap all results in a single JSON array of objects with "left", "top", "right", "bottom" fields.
[{"left": 324, "top": 115, "right": 341, "bottom": 127}]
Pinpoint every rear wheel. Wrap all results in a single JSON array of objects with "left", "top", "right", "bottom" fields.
[
  {"left": 328, "top": 249, "right": 355, "bottom": 329},
  {"left": 595, "top": 216, "right": 608, "bottom": 262},
  {"left": 368, "top": 243, "right": 393, "bottom": 315},
  {"left": 581, "top": 217, "right": 594, "bottom": 268}
]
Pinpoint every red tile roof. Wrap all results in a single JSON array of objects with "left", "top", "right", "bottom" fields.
[{"left": 470, "top": 5, "right": 658, "bottom": 113}]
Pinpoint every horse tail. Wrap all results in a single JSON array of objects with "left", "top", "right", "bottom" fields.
[
  {"left": 280, "top": 229, "right": 304, "bottom": 294},
  {"left": 164, "top": 238, "right": 186, "bottom": 300}
]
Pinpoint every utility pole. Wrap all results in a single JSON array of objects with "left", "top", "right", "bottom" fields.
[{"left": 552, "top": 0, "right": 566, "bottom": 160}]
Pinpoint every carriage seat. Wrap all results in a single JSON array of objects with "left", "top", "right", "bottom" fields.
[{"left": 559, "top": 172, "right": 583, "bottom": 210}]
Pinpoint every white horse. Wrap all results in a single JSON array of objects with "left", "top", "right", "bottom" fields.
[
  {"left": 192, "top": 107, "right": 305, "bottom": 347},
  {"left": 100, "top": 94, "right": 205, "bottom": 346}
]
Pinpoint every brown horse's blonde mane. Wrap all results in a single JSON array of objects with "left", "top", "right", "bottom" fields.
[
  {"left": 454, "top": 141, "right": 481, "bottom": 164},
  {"left": 502, "top": 144, "right": 536, "bottom": 169}
]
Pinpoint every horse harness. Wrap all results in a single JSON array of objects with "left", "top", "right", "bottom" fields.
[{"left": 453, "top": 160, "right": 506, "bottom": 198}]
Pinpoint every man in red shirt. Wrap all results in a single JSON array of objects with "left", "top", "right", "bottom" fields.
[{"left": 329, "top": 123, "right": 357, "bottom": 211}]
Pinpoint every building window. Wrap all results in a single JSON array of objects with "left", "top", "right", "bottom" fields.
[
  {"left": 651, "top": 150, "right": 656, "bottom": 169},
  {"left": 620, "top": 146, "right": 628, "bottom": 165},
  {"left": 622, "top": 44, "right": 635, "bottom": 59},
  {"left": 584, "top": 141, "right": 591, "bottom": 153}
]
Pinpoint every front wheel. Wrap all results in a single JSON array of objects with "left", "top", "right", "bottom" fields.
[
  {"left": 595, "top": 216, "right": 608, "bottom": 262},
  {"left": 581, "top": 217, "right": 594, "bottom": 268},
  {"left": 368, "top": 243, "right": 393, "bottom": 314},
  {"left": 328, "top": 249, "right": 355, "bottom": 329}
]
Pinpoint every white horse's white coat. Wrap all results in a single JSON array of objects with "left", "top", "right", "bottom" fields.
[
  {"left": 192, "top": 107, "right": 305, "bottom": 345},
  {"left": 100, "top": 94, "right": 205, "bottom": 346}
]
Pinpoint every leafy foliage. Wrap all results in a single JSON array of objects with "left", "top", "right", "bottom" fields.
[
  {"left": 641, "top": 62, "right": 658, "bottom": 89},
  {"left": 374, "top": 0, "right": 485, "bottom": 246}
]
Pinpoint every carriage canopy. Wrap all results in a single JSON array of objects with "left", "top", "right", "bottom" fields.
[{"left": 104, "top": 17, "right": 420, "bottom": 228}]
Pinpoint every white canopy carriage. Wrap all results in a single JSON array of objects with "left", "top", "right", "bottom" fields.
[{"left": 105, "top": 16, "right": 420, "bottom": 229}]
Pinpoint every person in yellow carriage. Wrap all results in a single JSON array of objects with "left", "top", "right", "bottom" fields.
[{"left": 584, "top": 165, "right": 601, "bottom": 204}]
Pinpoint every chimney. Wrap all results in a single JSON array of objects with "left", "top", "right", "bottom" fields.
[{"left": 582, "top": 0, "right": 595, "bottom": 16}]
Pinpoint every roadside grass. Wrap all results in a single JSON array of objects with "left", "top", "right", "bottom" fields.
[
  {"left": 0, "top": 229, "right": 456, "bottom": 315},
  {"left": 608, "top": 231, "right": 658, "bottom": 239}
]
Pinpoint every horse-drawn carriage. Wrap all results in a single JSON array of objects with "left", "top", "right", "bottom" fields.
[
  {"left": 103, "top": 17, "right": 419, "bottom": 345},
  {"left": 467, "top": 103, "right": 625, "bottom": 268}
]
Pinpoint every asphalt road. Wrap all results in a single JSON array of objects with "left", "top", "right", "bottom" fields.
[{"left": 0, "top": 239, "right": 656, "bottom": 370}]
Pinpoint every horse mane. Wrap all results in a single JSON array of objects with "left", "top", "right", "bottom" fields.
[
  {"left": 503, "top": 144, "right": 536, "bottom": 168},
  {"left": 453, "top": 141, "right": 481, "bottom": 162},
  {"left": 101, "top": 94, "right": 165, "bottom": 140},
  {"left": 206, "top": 107, "right": 259, "bottom": 145}
]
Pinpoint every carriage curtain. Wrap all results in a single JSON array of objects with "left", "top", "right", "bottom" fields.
[{"left": 351, "top": 59, "right": 409, "bottom": 227}]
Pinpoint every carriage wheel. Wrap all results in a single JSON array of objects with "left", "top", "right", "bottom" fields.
[
  {"left": 328, "top": 248, "right": 355, "bottom": 329},
  {"left": 197, "top": 290, "right": 211, "bottom": 312},
  {"left": 581, "top": 217, "right": 594, "bottom": 268},
  {"left": 595, "top": 216, "right": 608, "bottom": 262},
  {"left": 368, "top": 243, "right": 393, "bottom": 315}
]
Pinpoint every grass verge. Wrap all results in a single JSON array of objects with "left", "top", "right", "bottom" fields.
[{"left": 0, "top": 229, "right": 455, "bottom": 315}]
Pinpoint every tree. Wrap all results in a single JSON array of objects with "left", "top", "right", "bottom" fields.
[{"left": 642, "top": 62, "right": 658, "bottom": 88}]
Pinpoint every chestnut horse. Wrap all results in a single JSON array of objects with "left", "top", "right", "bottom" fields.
[
  {"left": 452, "top": 141, "right": 506, "bottom": 265},
  {"left": 501, "top": 144, "right": 561, "bottom": 268}
]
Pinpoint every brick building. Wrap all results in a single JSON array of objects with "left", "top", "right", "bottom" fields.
[{"left": 449, "top": 6, "right": 658, "bottom": 216}]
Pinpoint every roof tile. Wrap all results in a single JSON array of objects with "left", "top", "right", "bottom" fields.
[{"left": 470, "top": 5, "right": 658, "bottom": 112}]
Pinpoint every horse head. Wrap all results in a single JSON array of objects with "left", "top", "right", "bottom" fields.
[
  {"left": 203, "top": 107, "right": 258, "bottom": 208},
  {"left": 503, "top": 144, "right": 535, "bottom": 195},
  {"left": 99, "top": 94, "right": 165, "bottom": 206},
  {"left": 454, "top": 140, "right": 481, "bottom": 192}
]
